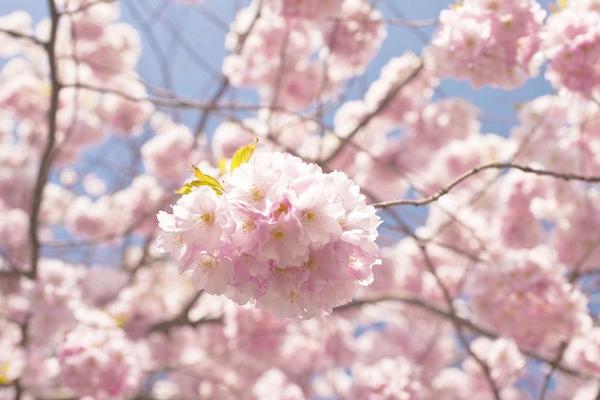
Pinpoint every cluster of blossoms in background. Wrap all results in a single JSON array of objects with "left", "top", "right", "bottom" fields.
[{"left": 2, "top": 0, "right": 600, "bottom": 399}]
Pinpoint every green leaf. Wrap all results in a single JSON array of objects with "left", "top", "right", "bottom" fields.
[
  {"left": 217, "top": 158, "right": 228, "bottom": 175},
  {"left": 0, "top": 362, "right": 10, "bottom": 385},
  {"left": 230, "top": 138, "right": 258, "bottom": 172},
  {"left": 176, "top": 167, "right": 224, "bottom": 196}
]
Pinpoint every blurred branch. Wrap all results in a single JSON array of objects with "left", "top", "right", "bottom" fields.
[
  {"left": 159, "top": 16, "right": 221, "bottom": 77},
  {"left": 61, "top": 0, "right": 117, "bottom": 15},
  {"left": 338, "top": 292, "right": 587, "bottom": 379},
  {"left": 192, "top": 3, "right": 230, "bottom": 32},
  {"left": 537, "top": 239, "right": 600, "bottom": 400},
  {"left": 419, "top": 244, "right": 502, "bottom": 400},
  {"left": 384, "top": 17, "right": 438, "bottom": 27},
  {"left": 0, "top": 28, "right": 44, "bottom": 46},
  {"left": 320, "top": 60, "right": 424, "bottom": 165},
  {"left": 61, "top": 82, "right": 315, "bottom": 114},
  {"left": 126, "top": 0, "right": 177, "bottom": 118},
  {"left": 192, "top": 0, "right": 264, "bottom": 139},
  {"left": 148, "top": 291, "right": 223, "bottom": 333}
]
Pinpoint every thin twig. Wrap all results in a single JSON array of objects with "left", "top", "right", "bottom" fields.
[
  {"left": 537, "top": 239, "right": 600, "bottom": 400},
  {"left": 373, "top": 162, "right": 600, "bottom": 209},
  {"left": 61, "top": 0, "right": 117, "bottom": 15},
  {"left": 320, "top": 60, "right": 424, "bottom": 165},
  {"left": 148, "top": 291, "right": 223, "bottom": 333},
  {"left": 192, "top": 0, "right": 264, "bottom": 139},
  {"left": 384, "top": 17, "right": 438, "bottom": 28},
  {"left": 0, "top": 28, "right": 44, "bottom": 46},
  {"left": 418, "top": 244, "right": 502, "bottom": 400}
]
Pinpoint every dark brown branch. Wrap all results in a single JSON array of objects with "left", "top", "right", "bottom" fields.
[
  {"left": 148, "top": 291, "right": 222, "bottom": 333},
  {"left": 373, "top": 162, "right": 600, "bottom": 209},
  {"left": 27, "top": 0, "right": 61, "bottom": 280},
  {"left": 0, "top": 28, "right": 44, "bottom": 46},
  {"left": 61, "top": 0, "right": 117, "bottom": 15},
  {"left": 537, "top": 342, "right": 568, "bottom": 400}
]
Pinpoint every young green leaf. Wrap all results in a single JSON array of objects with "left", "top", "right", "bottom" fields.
[
  {"left": 175, "top": 166, "right": 225, "bottom": 196},
  {"left": 230, "top": 138, "right": 258, "bottom": 172}
]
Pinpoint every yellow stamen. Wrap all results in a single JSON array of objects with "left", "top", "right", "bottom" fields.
[
  {"left": 114, "top": 314, "right": 128, "bottom": 328},
  {"left": 174, "top": 232, "right": 184, "bottom": 247},
  {"left": 288, "top": 290, "right": 298, "bottom": 304},
  {"left": 249, "top": 186, "right": 265, "bottom": 202},
  {"left": 304, "top": 257, "right": 316, "bottom": 272},
  {"left": 242, "top": 218, "right": 255, "bottom": 232},
  {"left": 274, "top": 202, "right": 290, "bottom": 217},
  {"left": 200, "top": 256, "right": 218, "bottom": 273},
  {"left": 199, "top": 211, "right": 214, "bottom": 226},
  {"left": 272, "top": 227, "right": 285, "bottom": 240},
  {"left": 303, "top": 210, "right": 317, "bottom": 222}
]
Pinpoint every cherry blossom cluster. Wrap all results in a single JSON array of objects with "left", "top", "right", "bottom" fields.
[
  {"left": 543, "top": 0, "right": 600, "bottom": 95},
  {"left": 428, "top": 0, "right": 546, "bottom": 88},
  {"left": 466, "top": 247, "right": 590, "bottom": 354},
  {"left": 223, "top": 0, "right": 386, "bottom": 108},
  {"left": 158, "top": 150, "right": 381, "bottom": 318},
  {"left": 58, "top": 325, "right": 142, "bottom": 399}
]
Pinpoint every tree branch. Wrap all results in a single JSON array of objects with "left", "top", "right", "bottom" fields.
[
  {"left": 27, "top": 0, "right": 62, "bottom": 280},
  {"left": 337, "top": 292, "right": 587, "bottom": 378},
  {"left": 148, "top": 291, "right": 222, "bottom": 333},
  {"left": 373, "top": 162, "right": 600, "bottom": 209},
  {"left": 0, "top": 28, "right": 44, "bottom": 46},
  {"left": 192, "top": 0, "right": 264, "bottom": 139},
  {"left": 320, "top": 60, "right": 424, "bottom": 165}
]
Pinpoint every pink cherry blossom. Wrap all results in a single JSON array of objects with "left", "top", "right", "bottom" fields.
[
  {"left": 543, "top": 1, "right": 600, "bottom": 95},
  {"left": 466, "top": 246, "right": 591, "bottom": 353},
  {"left": 345, "top": 357, "right": 423, "bottom": 400},
  {"left": 158, "top": 151, "right": 381, "bottom": 317},
  {"left": 58, "top": 325, "right": 142, "bottom": 399},
  {"left": 324, "top": 0, "right": 386, "bottom": 80},
  {"left": 428, "top": 0, "right": 545, "bottom": 88}
]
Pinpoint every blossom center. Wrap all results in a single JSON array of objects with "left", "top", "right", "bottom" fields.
[
  {"left": 249, "top": 186, "right": 265, "bottom": 202},
  {"left": 288, "top": 290, "right": 298, "bottom": 304},
  {"left": 113, "top": 313, "right": 128, "bottom": 328},
  {"left": 174, "top": 232, "right": 184, "bottom": 247},
  {"left": 200, "top": 256, "right": 218, "bottom": 273},
  {"left": 304, "top": 257, "right": 316, "bottom": 271},
  {"left": 272, "top": 227, "right": 285, "bottom": 240},
  {"left": 303, "top": 209, "right": 317, "bottom": 222},
  {"left": 242, "top": 218, "right": 255, "bottom": 231},
  {"left": 199, "top": 211, "right": 214, "bottom": 226},
  {"left": 275, "top": 203, "right": 289, "bottom": 217}
]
